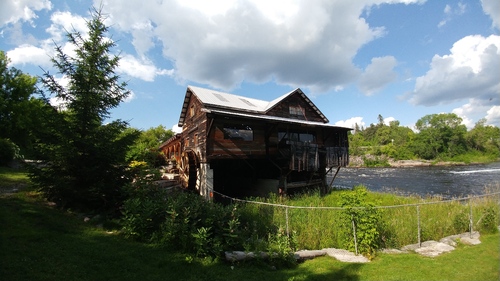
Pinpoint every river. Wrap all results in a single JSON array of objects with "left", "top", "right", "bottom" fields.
[{"left": 329, "top": 161, "right": 500, "bottom": 198}]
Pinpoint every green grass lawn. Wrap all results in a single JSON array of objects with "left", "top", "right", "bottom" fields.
[
  {"left": 0, "top": 166, "right": 30, "bottom": 187},
  {"left": 1, "top": 167, "right": 499, "bottom": 281}
]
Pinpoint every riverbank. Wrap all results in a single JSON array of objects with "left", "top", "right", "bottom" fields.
[{"left": 348, "top": 155, "right": 497, "bottom": 168}]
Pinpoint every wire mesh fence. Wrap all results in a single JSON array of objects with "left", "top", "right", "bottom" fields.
[{"left": 214, "top": 189, "right": 500, "bottom": 251}]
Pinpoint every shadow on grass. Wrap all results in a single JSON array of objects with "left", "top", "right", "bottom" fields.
[{"left": 0, "top": 195, "right": 365, "bottom": 281}]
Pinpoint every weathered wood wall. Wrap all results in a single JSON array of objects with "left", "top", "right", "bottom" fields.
[{"left": 266, "top": 92, "right": 325, "bottom": 122}]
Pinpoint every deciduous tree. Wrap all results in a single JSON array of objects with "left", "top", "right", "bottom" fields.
[{"left": 0, "top": 51, "right": 41, "bottom": 157}]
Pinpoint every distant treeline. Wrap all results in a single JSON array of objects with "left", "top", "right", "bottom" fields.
[{"left": 349, "top": 114, "right": 500, "bottom": 164}]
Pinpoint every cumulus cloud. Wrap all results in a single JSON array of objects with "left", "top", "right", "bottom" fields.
[
  {"left": 486, "top": 106, "right": 500, "bottom": 126},
  {"left": 46, "top": 11, "right": 88, "bottom": 42},
  {"left": 101, "top": 0, "right": 424, "bottom": 92},
  {"left": 172, "top": 124, "right": 182, "bottom": 134},
  {"left": 0, "top": 0, "right": 52, "bottom": 27},
  {"left": 408, "top": 34, "right": 500, "bottom": 107},
  {"left": 383, "top": 116, "right": 396, "bottom": 125},
  {"left": 481, "top": 0, "right": 500, "bottom": 30},
  {"left": 358, "top": 56, "right": 397, "bottom": 95},
  {"left": 335, "top": 117, "right": 365, "bottom": 130},
  {"left": 7, "top": 44, "right": 51, "bottom": 67},
  {"left": 118, "top": 54, "right": 174, "bottom": 81},
  {"left": 452, "top": 101, "right": 476, "bottom": 129}
]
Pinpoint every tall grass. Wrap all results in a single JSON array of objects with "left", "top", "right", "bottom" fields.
[{"left": 239, "top": 183, "right": 500, "bottom": 250}]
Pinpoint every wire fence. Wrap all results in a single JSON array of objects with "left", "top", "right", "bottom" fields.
[{"left": 213, "top": 190, "right": 500, "bottom": 252}]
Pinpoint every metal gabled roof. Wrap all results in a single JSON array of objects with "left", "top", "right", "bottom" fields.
[
  {"left": 206, "top": 108, "right": 351, "bottom": 130},
  {"left": 178, "top": 85, "right": 329, "bottom": 126},
  {"left": 188, "top": 85, "right": 269, "bottom": 112}
]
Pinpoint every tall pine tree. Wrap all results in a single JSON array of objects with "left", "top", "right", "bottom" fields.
[{"left": 31, "top": 7, "right": 139, "bottom": 212}]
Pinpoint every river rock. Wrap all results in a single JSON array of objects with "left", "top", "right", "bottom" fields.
[
  {"left": 224, "top": 251, "right": 269, "bottom": 262},
  {"left": 440, "top": 231, "right": 481, "bottom": 246},
  {"left": 414, "top": 241, "right": 455, "bottom": 257},
  {"left": 294, "top": 250, "right": 326, "bottom": 260},
  {"left": 323, "top": 248, "right": 370, "bottom": 263}
]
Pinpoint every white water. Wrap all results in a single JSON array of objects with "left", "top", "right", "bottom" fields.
[
  {"left": 449, "top": 168, "right": 500, "bottom": 174},
  {"left": 330, "top": 162, "right": 500, "bottom": 198}
]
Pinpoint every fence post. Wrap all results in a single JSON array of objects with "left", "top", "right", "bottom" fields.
[
  {"left": 352, "top": 214, "right": 358, "bottom": 255},
  {"left": 469, "top": 197, "right": 473, "bottom": 238},
  {"left": 285, "top": 206, "right": 290, "bottom": 237},
  {"left": 417, "top": 205, "right": 421, "bottom": 247}
]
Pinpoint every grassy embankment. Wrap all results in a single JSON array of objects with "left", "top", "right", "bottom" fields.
[
  {"left": 1, "top": 167, "right": 499, "bottom": 281},
  {"left": 244, "top": 186, "right": 500, "bottom": 250}
]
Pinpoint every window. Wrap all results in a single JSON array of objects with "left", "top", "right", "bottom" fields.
[
  {"left": 278, "top": 131, "right": 316, "bottom": 143},
  {"left": 190, "top": 105, "right": 195, "bottom": 117},
  {"left": 289, "top": 105, "right": 305, "bottom": 120},
  {"left": 223, "top": 124, "right": 253, "bottom": 141}
]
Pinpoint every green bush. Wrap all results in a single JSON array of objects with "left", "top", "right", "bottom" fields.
[
  {"left": 339, "top": 186, "right": 383, "bottom": 259},
  {"left": 478, "top": 206, "right": 499, "bottom": 234},
  {"left": 0, "top": 138, "right": 21, "bottom": 166},
  {"left": 452, "top": 210, "right": 470, "bottom": 233},
  {"left": 121, "top": 169, "right": 168, "bottom": 240}
]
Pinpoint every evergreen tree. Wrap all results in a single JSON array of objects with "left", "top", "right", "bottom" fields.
[{"left": 30, "top": 7, "right": 138, "bottom": 212}]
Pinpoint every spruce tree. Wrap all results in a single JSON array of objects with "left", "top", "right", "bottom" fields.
[{"left": 31, "top": 7, "right": 138, "bottom": 212}]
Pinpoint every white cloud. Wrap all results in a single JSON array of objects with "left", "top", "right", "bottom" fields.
[
  {"left": 481, "top": 0, "right": 500, "bottom": 30},
  {"left": 452, "top": 102, "right": 475, "bottom": 129},
  {"left": 383, "top": 116, "right": 396, "bottom": 125},
  {"left": 408, "top": 34, "right": 500, "bottom": 107},
  {"left": 485, "top": 106, "right": 500, "bottom": 126},
  {"left": 46, "top": 11, "right": 88, "bottom": 43},
  {"left": 358, "top": 56, "right": 397, "bottom": 95},
  {"left": 438, "top": 2, "right": 466, "bottom": 28},
  {"left": 101, "top": 0, "right": 424, "bottom": 92},
  {"left": 118, "top": 54, "right": 173, "bottom": 81},
  {"left": 0, "top": 0, "right": 52, "bottom": 27},
  {"left": 335, "top": 117, "right": 365, "bottom": 130},
  {"left": 7, "top": 44, "right": 51, "bottom": 67},
  {"left": 172, "top": 124, "right": 182, "bottom": 134},
  {"left": 124, "top": 90, "right": 136, "bottom": 103}
]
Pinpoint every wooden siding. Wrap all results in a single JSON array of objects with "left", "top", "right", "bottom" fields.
[
  {"left": 182, "top": 96, "right": 207, "bottom": 160},
  {"left": 207, "top": 118, "right": 268, "bottom": 160},
  {"left": 265, "top": 92, "right": 325, "bottom": 122}
]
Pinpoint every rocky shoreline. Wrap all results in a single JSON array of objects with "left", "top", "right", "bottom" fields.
[{"left": 349, "top": 156, "right": 469, "bottom": 168}]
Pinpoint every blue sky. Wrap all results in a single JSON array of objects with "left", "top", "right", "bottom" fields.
[{"left": 1, "top": 0, "right": 499, "bottom": 133}]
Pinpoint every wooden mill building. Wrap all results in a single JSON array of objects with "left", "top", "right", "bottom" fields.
[{"left": 159, "top": 86, "right": 351, "bottom": 200}]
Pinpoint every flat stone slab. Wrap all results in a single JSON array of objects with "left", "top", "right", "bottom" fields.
[
  {"left": 402, "top": 240, "right": 440, "bottom": 252},
  {"left": 379, "top": 248, "right": 408, "bottom": 254},
  {"left": 294, "top": 250, "right": 326, "bottom": 260},
  {"left": 323, "top": 248, "right": 370, "bottom": 263},
  {"left": 440, "top": 231, "right": 481, "bottom": 246},
  {"left": 414, "top": 241, "right": 455, "bottom": 257}
]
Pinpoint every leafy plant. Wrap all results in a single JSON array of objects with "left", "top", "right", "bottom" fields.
[
  {"left": 267, "top": 227, "right": 298, "bottom": 267},
  {"left": 0, "top": 138, "right": 20, "bottom": 166},
  {"left": 478, "top": 206, "right": 499, "bottom": 234},
  {"left": 339, "top": 185, "right": 382, "bottom": 259},
  {"left": 452, "top": 210, "right": 470, "bottom": 233},
  {"left": 121, "top": 168, "right": 167, "bottom": 240}
]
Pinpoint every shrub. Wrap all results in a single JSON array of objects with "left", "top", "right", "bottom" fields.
[
  {"left": 154, "top": 192, "right": 244, "bottom": 258},
  {"left": 339, "top": 185, "right": 382, "bottom": 259},
  {"left": 478, "top": 206, "right": 499, "bottom": 234},
  {"left": 0, "top": 138, "right": 21, "bottom": 166},
  {"left": 121, "top": 169, "right": 168, "bottom": 240},
  {"left": 452, "top": 210, "right": 470, "bottom": 233}
]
